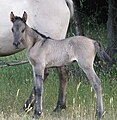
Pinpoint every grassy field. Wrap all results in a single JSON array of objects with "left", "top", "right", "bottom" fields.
[{"left": 0, "top": 23, "right": 117, "bottom": 120}]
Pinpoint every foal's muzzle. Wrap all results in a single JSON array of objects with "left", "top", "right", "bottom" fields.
[{"left": 13, "top": 41, "right": 20, "bottom": 49}]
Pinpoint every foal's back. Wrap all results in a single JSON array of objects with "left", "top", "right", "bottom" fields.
[
  {"left": 29, "top": 35, "right": 96, "bottom": 67},
  {"left": 46, "top": 36, "right": 96, "bottom": 56},
  {"left": 49, "top": 36, "right": 96, "bottom": 66}
]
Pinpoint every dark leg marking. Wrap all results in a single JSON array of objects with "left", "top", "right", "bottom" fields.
[
  {"left": 34, "top": 74, "right": 43, "bottom": 117},
  {"left": 21, "top": 69, "right": 48, "bottom": 112}
]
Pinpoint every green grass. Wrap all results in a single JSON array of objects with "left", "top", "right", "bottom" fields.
[
  {"left": 0, "top": 19, "right": 117, "bottom": 120},
  {"left": 0, "top": 58, "right": 117, "bottom": 120}
]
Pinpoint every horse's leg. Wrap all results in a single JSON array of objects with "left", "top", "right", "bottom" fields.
[
  {"left": 81, "top": 65, "right": 103, "bottom": 120},
  {"left": 33, "top": 65, "right": 44, "bottom": 118},
  {"left": 54, "top": 66, "right": 68, "bottom": 112},
  {"left": 21, "top": 68, "right": 48, "bottom": 112}
]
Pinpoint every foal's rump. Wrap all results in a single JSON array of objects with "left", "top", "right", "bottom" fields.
[
  {"left": 70, "top": 36, "right": 96, "bottom": 66},
  {"left": 67, "top": 36, "right": 111, "bottom": 66},
  {"left": 74, "top": 36, "right": 112, "bottom": 63}
]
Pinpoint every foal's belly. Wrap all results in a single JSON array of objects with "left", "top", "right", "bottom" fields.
[{"left": 46, "top": 54, "right": 75, "bottom": 68}]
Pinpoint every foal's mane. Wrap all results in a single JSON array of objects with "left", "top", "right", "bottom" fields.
[{"left": 31, "top": 28, "right": 51, "bottom": 39}]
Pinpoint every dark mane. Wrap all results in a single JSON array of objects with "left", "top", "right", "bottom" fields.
[{"left": 31, "top": 28, "right": 51, "bottom": 39}]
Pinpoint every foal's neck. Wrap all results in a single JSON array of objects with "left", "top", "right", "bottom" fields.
[{"left": 24, "top": 25, "right": 45, "bottom": 50}]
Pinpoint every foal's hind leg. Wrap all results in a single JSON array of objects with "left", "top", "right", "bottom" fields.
[
  {"left": 82, "top": 65, "right": 103, "bottom": 120},
  {"left": 54, "top": 66, "right": 68, "bottom": 112}
]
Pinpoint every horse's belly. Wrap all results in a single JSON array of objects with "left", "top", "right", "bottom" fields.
[
  {"left": 0, "top": 34, "right": 24, "bottom": 56},
  {"left": 28, "top": 0, "right": 70, "bottom": 39},
  {"left": 46, "top": 52, "right": 72, "bottom": 67},
  {"left": 0, "top": 0, "right": 28, "bottom": 56}
]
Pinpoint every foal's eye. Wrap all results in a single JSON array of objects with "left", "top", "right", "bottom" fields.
[{"left": 22, "top": 29, "right": 25, "bottom": 33}]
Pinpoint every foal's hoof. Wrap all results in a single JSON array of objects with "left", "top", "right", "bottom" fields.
[
  {"left": 33, "top": 115, "right": 41, "bottom": 120},
  {"left": 53, "top": 104, "right": 66, "bottom": 112},
  {"left": 33, "top": 111, "right": 42, "bottom": 119},
  {"left": 95, "top": 110, "right": 104, "bottom": 120}
]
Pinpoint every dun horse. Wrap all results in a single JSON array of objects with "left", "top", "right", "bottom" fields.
[{"left": 10, "top": 12, "right": 111, "bottom": 120}]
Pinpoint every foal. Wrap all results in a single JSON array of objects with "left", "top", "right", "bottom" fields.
[{"left": 10, "top": 12, "right": 111, "bottom": 119}]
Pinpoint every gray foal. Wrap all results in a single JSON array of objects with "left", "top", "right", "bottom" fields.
[{"left": 10, "top": 11, "right": 111, "bottom": 119}]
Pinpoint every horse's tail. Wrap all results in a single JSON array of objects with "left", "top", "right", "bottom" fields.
[
  {"left": 65, "top": 0, "right": 74, "bottom": 19},
  {"left": 94, "top": 41, "right": 112, "bottom": 63}
]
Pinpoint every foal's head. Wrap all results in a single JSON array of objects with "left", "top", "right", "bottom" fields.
[{"left": 10, "top": 11, "right": 27, "bottom": 48}]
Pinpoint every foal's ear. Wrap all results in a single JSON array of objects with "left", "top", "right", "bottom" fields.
[
  {"left": 10, "top": 12, "right": 15, "bottom": 22},
  {"left": 22, "top": 11, "right": 27, "bottom": 23}
]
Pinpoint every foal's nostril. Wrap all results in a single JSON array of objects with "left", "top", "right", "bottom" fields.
[{"left": 13, "top": 42, "right": 20, "bottom": 48}]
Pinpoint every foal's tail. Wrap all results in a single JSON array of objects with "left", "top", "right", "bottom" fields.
[{"left": 94, "top": 42, "right": 112, "bottom": 63}]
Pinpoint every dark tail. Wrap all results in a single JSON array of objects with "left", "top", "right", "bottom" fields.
[{"left": 94, "top": 42, "right": 112, "bottom": 63}]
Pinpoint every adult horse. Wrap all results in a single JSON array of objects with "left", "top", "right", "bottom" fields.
[{"left": 0, "top": 0, "right": 73, "bottom": 113}]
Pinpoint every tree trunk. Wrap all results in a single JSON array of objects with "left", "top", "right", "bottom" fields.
[
  {"left": 107, "top": 0, "right": 117, "bottom": 61},
  {"left": 72, "top": 0, "right": 84, "bottom": 35}
]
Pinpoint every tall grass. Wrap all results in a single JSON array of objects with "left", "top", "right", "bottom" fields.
[
  {"left": 0, "top": 59, "right": 117, "bottom": 120},
  {"left": 0, "top": 18, "right": 117, "bottom": 120}
]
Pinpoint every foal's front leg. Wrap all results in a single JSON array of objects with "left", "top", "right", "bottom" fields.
[
  {"left": 33, "top": 66, "right": 44, "bottom": 118},
  {"left": 21, "top": 69, "right": 48, "bottom": 112}
]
